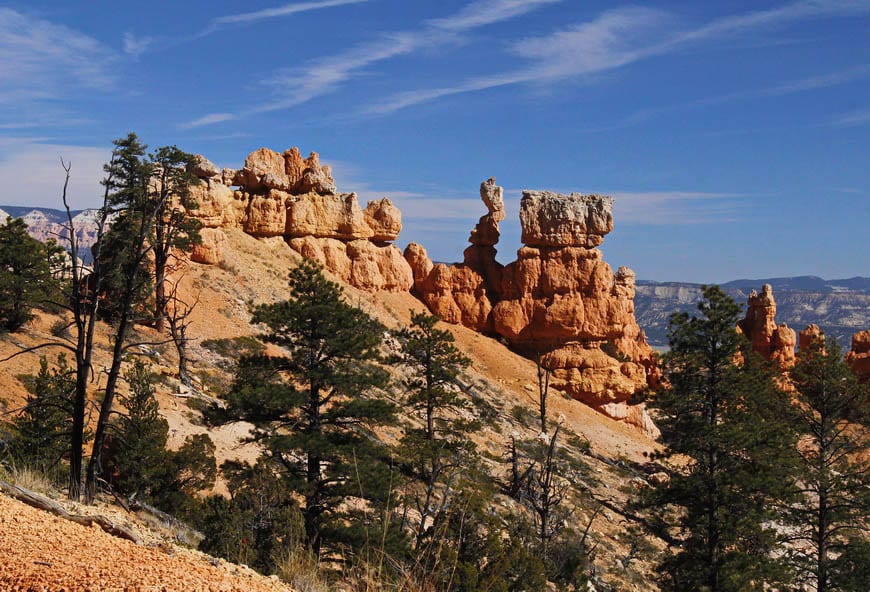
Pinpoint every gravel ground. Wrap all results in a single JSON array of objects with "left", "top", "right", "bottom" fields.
[{"left": 0, "top": 494, "right": 293, "bottom": 592}]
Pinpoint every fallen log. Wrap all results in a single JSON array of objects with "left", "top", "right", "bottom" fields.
[{"left": 0, "top": 479, "right": 141, "bottom": 544}]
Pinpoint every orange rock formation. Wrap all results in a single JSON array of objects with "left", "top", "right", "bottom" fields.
[
  {"left": 846, "top": 330, "right": 870, "bottom": 382},
  {"left": 405, "top": 179, "right": 659, "bottom": 436},
  {"left": 185, "top": 148, "right": 412, "bottom": 292},
  {"left": 737, "top": 284, "right": 796, "bottom": 367}
]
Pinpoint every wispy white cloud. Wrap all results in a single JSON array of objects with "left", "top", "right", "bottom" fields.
[
  {"left": 180, "top": 112, "right": 239, "bottom": 129},
  {"left": 183, "top": 0, "right": 565, "bottom": 126},
  {"left": 615, "top": 65, "right": 870, "bottom": 128},
  {"left": 0, "top": 8, "right": 117, "bottom": 103},
  {"left": 830, "top": 108, "right": 870, "bottom": 127},
  {"left": 428, "top": 0, "right": 562, "bottom": 32},
  {"left": 0, "top": 141, "right": 110, "bottom": 209},
  {"left": 197, "top": 0, "right": 370, "bottom": 39},
  {"left": 610, "top": 191, "right": 747, "bottom": 225},
  {"left": 253, "top": 33, "right": 421, "bottom": 114},
  {"left": 123, "top": 32, "right": 152, "bottom": 57},
  {"left": 369, "top": 0, "right": 870, "bottom": 114}
]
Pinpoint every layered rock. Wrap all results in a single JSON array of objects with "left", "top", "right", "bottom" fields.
[
  {"left": 737, "top": 284, "right": 796, "bottom": 367},
  {"left": 846, "top": 330, "right": 870, "bottom": 382},
  {"left": 405, "top": 181, "right": 659, "bottom": 436},
  {"left": 185, "top": 147, "right": 411, "bottom": 291}
]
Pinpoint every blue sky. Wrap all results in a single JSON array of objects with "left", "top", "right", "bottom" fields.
[{"left": 0, "top": 0, "right": 867, "bottom": 283}]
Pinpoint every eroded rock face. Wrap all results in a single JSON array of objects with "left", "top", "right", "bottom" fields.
[
  {"left": 846, "top": 330, "right": 870, "bottom": 382},
  {"left": 737, "top": 284, "right": 796, "bottom": 367},
  {"left": 182, "top": 146, "right": 407, "bottom": 292},
  {"left": 190, "top": 228, "right": 226, "bottom": 265},
  {"left": 405, "top": 242, "right": 493, "bottom": 331},
  {"left": 520, "top": 191, "right": 613, "bottom": 248},
  {"left": 406, "top": 180, "right": 658, "bottom": 434}
]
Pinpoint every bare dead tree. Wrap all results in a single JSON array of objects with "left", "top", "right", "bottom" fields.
[
  {"left": 165, "top": 275, "right": 199, "bottom": 388},
  {"left": 60, "top": 158, "right": 114, "bottom": 500},
  {"left": 536, "top": 353, "right": 552, "bottom": 435},
  {"left": 525, "top": 422, "right": 570, "bottom": 563}
]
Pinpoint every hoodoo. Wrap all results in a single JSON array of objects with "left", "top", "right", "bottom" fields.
[{"left": 406, "top": 180, "right": 659, "bottom": 436}]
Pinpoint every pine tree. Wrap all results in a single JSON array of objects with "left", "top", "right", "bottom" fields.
[
  {"left": 108, "top": 360, "right": 170, "bottom": 498},
  {"left": 85, "top": 133, "right": 201, "bottom": 501},
  {"left": 105, "top": 359, "right": 215, "bottom": 515},
  {"left": 8, "top": 355, "right": 76, "bottom": 476},
  {"left": 148, "top": 145, "right": 201, "bottom": 332},
  {"left": 0, "top": 216, "right": 64, "bottom": 332},
  {"left": 213, "top": 261, "right": 397, "bottom": 559},
  {"left": 783, "top": 335, "right": 869, "bottom": 592},
  {"left": 393, "top": 311, "right": 474, "bottom": 549},
  {"left": 644, "top": 285, "right": 798, "bottom": 591}
]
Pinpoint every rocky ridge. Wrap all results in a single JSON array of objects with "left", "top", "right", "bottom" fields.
[
  {"left": 185, "top": 150, "right": 412, "bottom": 292},
  {"left": 0, "top": 207, "right": 104, "bottom": 261}
]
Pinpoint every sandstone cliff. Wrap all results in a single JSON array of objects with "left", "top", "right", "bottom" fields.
[
  {"left": 404, "top": 180, "right": 659, "bottom": 436},
  {"left": 185, "top": 150, "right": 413, "bottom": 292}
]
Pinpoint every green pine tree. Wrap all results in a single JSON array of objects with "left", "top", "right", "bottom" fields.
[
  {"left": 213, "top": 261, "right": 398, "bottom": 559},
  {"left": 106, "top": 359, "right": 215, "bottom": 515},
  {"left": 393, "top": 311, "right": 475, "bottom": 550},
  {"left": 108, "top": 360, "right": 171, "bottom": 497},
  {"left": 8, "top": 355, "right": 77, "bottom": 477},
  {"left": 0, "top": 216, "right": 64, "bottom": 332},
  {"left": 643, "top": 285, "right": 798, "bottom": 592},
  {"left": 783, "top": 334, "right": 869, "bottom": 592}
]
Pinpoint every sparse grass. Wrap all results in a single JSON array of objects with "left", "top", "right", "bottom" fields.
[
  {"left": 217, "top": 259, "right": 239, "bottom": 274},
  {"left": 510, "top": 404, "right": 536, "bottom": 428},
  {"left": 201, "top": 336, "right": 265, "bottom": 359},
  {"left": 194, "top": 370, "right": 231, "bottom": 395},
  {"left": 50, "top": 319, "right": 70, "bottom": 338},
  {"left": 273, "top": 546, "right": 330, "bottom": 592},
  {"left": 3, "top": 462, "right": 59, "bottom": 495}
]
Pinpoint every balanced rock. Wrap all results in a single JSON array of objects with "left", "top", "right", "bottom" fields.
[
  {"left": 520, "top": 191, "right": 613, "bottom": 248},
  {"left": 242, "top": 148, "right": 288, "bottom": 192},
  {"left": 190, "top": 155, "right": 220, "bottom": 179},
  {"left": 364, "top": 198, "right": 402, "bottom": 242}
]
